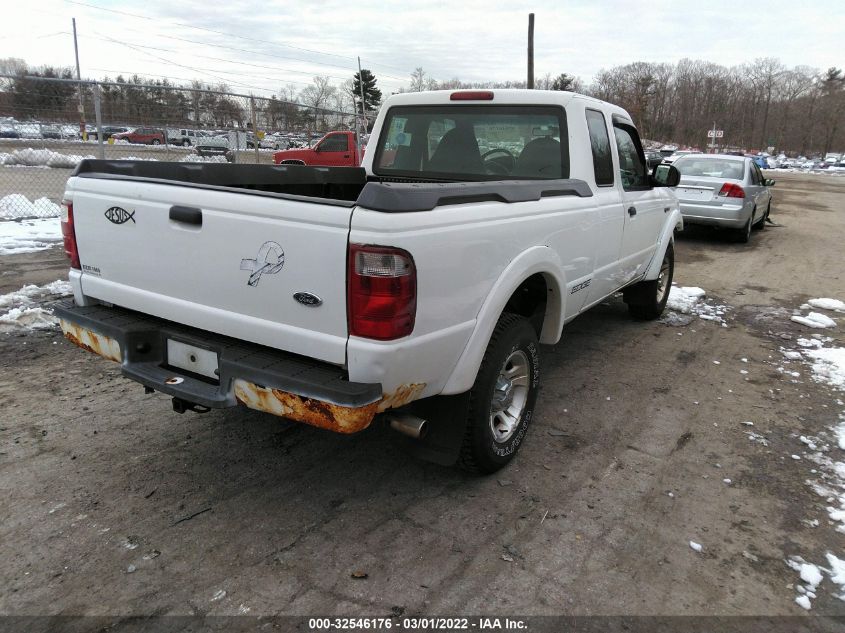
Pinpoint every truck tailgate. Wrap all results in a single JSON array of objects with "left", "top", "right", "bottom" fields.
[{"left": 70, "top": 176, "right": 352, "bottom": 364}]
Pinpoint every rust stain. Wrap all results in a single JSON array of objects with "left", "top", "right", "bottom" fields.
[
  {"left": 233, "top": 379, "right": 426, "bottom": 434},
  {"left": 60, "top": 320, "right": 122, "bottom": 362}
]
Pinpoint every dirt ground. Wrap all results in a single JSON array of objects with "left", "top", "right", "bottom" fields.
[{"left": 1, "top": 172, "right": 844, "bottom": 618}]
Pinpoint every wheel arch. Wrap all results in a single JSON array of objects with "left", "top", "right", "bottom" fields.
[
  {"left": 643, "top": 207, "right": 681, "bottom": 281},
  {"left": 441, "top": 246, "right": 566, "bottom": 395}
]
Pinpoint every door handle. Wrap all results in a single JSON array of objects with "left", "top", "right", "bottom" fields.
[
  {"left": 343, "top": 154, "right": 350, "bottom": 158},
  {"left": 627, "top": 206, "right": 637, "bottom": 217},
  {"left": 169, "top": 205, "right": 202, "bottom": 226}
]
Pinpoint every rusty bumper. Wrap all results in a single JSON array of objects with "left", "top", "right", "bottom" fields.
[{"left": 53, "top": 301, "right": 418, "bottom": 435}]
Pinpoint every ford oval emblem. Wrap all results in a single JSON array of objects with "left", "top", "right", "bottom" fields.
[{"left": 293, "top": 292, "right": 322, "bottom": 307}]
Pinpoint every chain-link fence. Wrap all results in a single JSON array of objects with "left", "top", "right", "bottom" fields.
[{"left": 0, "top": 74, "right": 360, "bottom": 220}]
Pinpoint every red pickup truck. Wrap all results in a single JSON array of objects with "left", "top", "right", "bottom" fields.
[{"left": 272, "top": 131, "right": 364, "bottom": 167}]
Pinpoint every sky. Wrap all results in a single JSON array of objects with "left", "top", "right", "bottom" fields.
[{"left": 0, "top": 0, "right": 842, "bottom": 98}]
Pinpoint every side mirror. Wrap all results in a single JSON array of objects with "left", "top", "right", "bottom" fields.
[
  {"left": 764, "top": 179, "right": 776, "bottom": 187},
  {"left": 652, "top": 164, "right": 680, "bottom": 187}
]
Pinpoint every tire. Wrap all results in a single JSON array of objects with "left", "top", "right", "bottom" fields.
[
  {"left": 623, "top": 242, "right": 674, "bottom": 320},
  {"left": 755, "top": 203, "right": 770, "bottom": 230},
  {"left": 736, "top": 210, "right": 753, "bottom": 243},
  {"left": 458, "top": 312, "right": 540, "bottom": 474},
  {"left": 182, "top": 139, "right": 191, "bottom": 147},
  {"left": 151, "top": 139, "right": 161, "bottom": 145}
]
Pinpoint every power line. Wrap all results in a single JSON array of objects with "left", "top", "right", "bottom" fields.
[{"left": 65, "top": 0, "right": 414, "bottom": 78}]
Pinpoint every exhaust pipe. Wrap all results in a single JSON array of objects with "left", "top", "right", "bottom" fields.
[{"left": 388, "top": 413, "right": 428, "bottom": 439}]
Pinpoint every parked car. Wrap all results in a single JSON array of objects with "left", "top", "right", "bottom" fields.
[
  {"left": 56, "top": 89, "right": 684, "bottom": 473},
  {"left": 272, "top": 131, "right": 363, "bottom": 166},
  {"left": 0, "top": 125, "right": 20, "bottom": 138},
  {"left": 644, "top": 150, "right": 663, "bottom": 169},
  {"left": 194, "top": 135, "right": 232, "bottom": 161},
  {"left": 88, "top": 126, "right": 129, "bottom": 141},
  {"left": 663, "top": 150, "right": 695, "bottom": 164},
  {"left": 168, "top": 128, "right": 210, "bottom": 146},
  {"left": 16, "top": 123, "right": 42, "bottom": 139},
  {"left": 41, "top": 124, "right": 63, "bottom": 139},
  {"left": 668, "top": 154, "right": 774, "bottom": 243},
  {"left": 111, "top": 127, "right": 165, "bottom": 145}
]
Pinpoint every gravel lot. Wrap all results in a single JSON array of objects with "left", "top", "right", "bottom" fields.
[{"left": 1, "top": 172, "right": 844, "bottom": 619}]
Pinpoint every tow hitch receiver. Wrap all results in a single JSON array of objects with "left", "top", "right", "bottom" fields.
[{"left": 172, "top": 397, "right": 211, "bottom": 414}]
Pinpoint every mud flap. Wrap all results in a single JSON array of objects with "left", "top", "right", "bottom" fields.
[{"left": 389, "top": 392, "right": 472, "bottom": 466}]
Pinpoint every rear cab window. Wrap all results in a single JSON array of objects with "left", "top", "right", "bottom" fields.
[
  {"left": 585, "top": 109, "right": 614, "bottom": 186},
  {"left": 374, "top": 105, "right": 569, "bottom": 181}
]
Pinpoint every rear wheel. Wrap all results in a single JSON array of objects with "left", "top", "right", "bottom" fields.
[
  {"left": 182, "top": 139, "right": 191, "bottom": 147},
  {"left": 151, "top": 139, "right": 161, "bottom": 145},
  {"left": 624, "top": 242, "right": 674, "bottom": 320},
  {"left": 755, "top": 203, "right": 770, "bottom": 230},
  {"left": 458, "top": 313, "right": 540, "bottom": 474},
  {"left": 736, "top": 210, "right": 753, "bottom": 243}
]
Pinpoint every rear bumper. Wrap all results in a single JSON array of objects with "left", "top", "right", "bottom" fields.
[
  {"left": 678, "top": 200, "right": 752, "bottom": 228},
  {"left": 52, "top": 301, "right": 387, "bottom": 433}
]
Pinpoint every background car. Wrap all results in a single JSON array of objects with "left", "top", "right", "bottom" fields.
[
  {"left": 111, "top": 127, "right": 165, "bottom": 145},
  {"left": 670, "top": 154, "right": 774, "bottom": 243},
  {"left": 88, "top": 126, "right": 129, "bottom": 141}
]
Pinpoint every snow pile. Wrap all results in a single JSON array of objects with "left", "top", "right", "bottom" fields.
[
  {"left": 809, "top": 298, "right": 845, "bottom": 313},
  {"left": 0, "top": 280, "right": 72, "bottom": 331},
  {"left": 0, "top": 194, "right": 62, "bottom": 220},
  {"left": 665, "top": 285, "right": 729, "bottom": 325},
  {"left": 0, "top": 217, "right": 63, "bottom": 254},
  {"left": 181, "top": 154, "right": 227, "bottom": 163},
  {"left": 0, "top": 147, "right": 95, "bottom": 168},
  {"left": 792, "top": 312, "right": 837, "bottom": 329},
  {"left": 804, "top": 347, "right": 845, "bottom": 391},
  {"left": 787, "top": 555, "right": 845, "bottom": 609}
]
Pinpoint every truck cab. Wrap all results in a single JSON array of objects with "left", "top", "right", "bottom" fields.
[{"left": 272, "top": 131, "right": 363, "bottom": 167}]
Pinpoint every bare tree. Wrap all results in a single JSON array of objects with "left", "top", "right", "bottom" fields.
[{"left": 299, "top": 76, "right": 336, "bottom": 131}]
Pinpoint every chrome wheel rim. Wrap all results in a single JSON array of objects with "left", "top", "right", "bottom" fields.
[
  {"left": 489, "top": 350, "right": 530, "bottom": 443},
  {"left": 657, "top": 255, "right": 671, "bottom": 303}
]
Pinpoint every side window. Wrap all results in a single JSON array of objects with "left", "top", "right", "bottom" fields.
[
  {"left": 585, "top": 109, "right": 613, "bottom": 186},
  {"left": 612, "top": 123, "right": 648, "bottom": 190},
  {"left": 752, "top": 164, "right": 764, "bottom": 184},
  {"left": 318, "top": 134, "right": 348, "bottom": 152}
]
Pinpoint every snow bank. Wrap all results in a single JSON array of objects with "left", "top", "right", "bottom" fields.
[
  {"left": 180, "top": 154, "right": 227, "bottom": 163},
  {"left": 792, "top": 312, "right": 837, "bottom": 329},
  {"left": 0, "top": 194, "right": 62, "bottom": 220},
  {"left": 664, "top": 285, "right": 729, "bottom": 325},
  {"left": 0, "top": 279, "right": 72, "bottom": 331},
  {"left": 0, "top": 147, "right": 95, "bottom": 168},
  {"left": 804, "top": 347, "right": 845, "bottom": 390},
  {"left": 809, "top": 298, "right": 845, "bottom": 313},
  {"left": 667, "top": 286, "right": 706, "bottom": 313},
  {"left": 0, "top": 217, "right": 63, "bottom": 254}
]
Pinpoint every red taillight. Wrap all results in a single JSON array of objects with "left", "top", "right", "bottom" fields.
[
  {"left": 61, "top": 200, "right": 80, "bottom": 269},
  {"left": 450, "top": 91, "right": 494, "bottom": 101},
  {"left": 718, "top": 183, "right": 745, "bottom": 198},
  {"left": 347, "top": 244, "right": 416, "bottom": 340}
]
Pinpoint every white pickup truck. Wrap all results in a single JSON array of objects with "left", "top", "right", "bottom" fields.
[{"left": 55, "top": 89, "right": 682, "bottom": 473}]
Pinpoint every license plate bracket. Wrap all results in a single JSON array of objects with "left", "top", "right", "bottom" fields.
[{"left": 166, "top": 339, "right": 219, "bottom": 380}]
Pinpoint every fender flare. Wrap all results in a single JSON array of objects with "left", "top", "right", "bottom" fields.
[
  {"left": 441, "top": 246, "right": 566, "bottom": 395},
  {"left": 643, "top": 207, "right": 682, "bottom": 280}
]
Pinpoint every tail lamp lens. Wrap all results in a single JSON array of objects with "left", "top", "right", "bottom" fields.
[
  {"left": 348, "top": 244, "right": 416, "bottom": 340},
  {"left": 61, "top": 200, "right": 80, "bottom": 269},
  {"left": 718, "top": 183, "right": 745, "bottom": 198}
]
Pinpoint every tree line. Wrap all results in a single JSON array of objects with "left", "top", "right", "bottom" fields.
[
  {"left": 406, "top": 60, "right": 845, "bottom": 155},
  {"left": 2, "top": 55, "right": 843, "bottom": 154}
]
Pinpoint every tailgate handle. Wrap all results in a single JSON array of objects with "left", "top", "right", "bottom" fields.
[{"left": 169, "top": 206, "right": 202, "bottom": 226}]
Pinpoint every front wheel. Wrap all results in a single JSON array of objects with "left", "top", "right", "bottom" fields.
[
  {"left": 151, "top": 139, "right": 161, "bottom": 145},
  {"left": 458, "top": 312, "right": 540, "bottom": 474},
  {"left": 623, "top": 242, "right": 674, "bottom": 320}
]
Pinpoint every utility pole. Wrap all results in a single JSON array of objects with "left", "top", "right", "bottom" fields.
[
  {"left": 527, "top": 13, "right": 535, "bottom": 89},
  {"left": 72, "top": 18, "right": 86, "bottom": 140},
  {"left": 357, "top": 56, "right": 367, "bottom": 157}
]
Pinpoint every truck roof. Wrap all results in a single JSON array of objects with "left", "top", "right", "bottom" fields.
[{"left": 381, "top": 89, "right": 632, "bottom": 123}]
